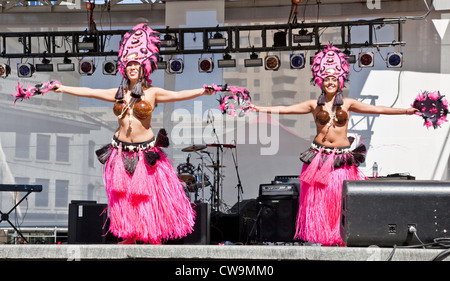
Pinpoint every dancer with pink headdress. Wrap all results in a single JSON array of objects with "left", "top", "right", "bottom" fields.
[
  {"left": 49, "top": 23, "right": 213, "bottom": 244},
  {"left": 252, "top": 43, "right": 418, "bottom": 246}
]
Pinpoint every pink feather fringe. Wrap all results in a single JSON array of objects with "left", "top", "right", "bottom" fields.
[
  {"left": 103, "top": 147, "right": 195, "bottom": 243},
  {"left": 295, "top": 162, "right": 366, "bottom": 246}
]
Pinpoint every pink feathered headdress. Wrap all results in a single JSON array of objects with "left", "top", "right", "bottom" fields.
[
  {"left": 117, "top": 23, "right": 160, "bottom": 82},
  {"left": 311, "top": 43, "right": 350, "bottom": 91}
]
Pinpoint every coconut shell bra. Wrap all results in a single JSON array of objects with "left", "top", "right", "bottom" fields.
[
  {"left": 113, "top": 96, "right": 153, "bottom": 120},
  {"left": 316, "top": 106, "right": 348, "bottom": 126}
]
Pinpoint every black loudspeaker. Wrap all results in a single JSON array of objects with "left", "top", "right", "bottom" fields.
[
  {"left": 210, "top": 199, "right": 258, "bottom": 244},
  {"left": 341, "top": 180, "right": 450, "bottom": 247},
  {"left": 257, "top": 195, "right": 299, "bottom": 242},
  {"left": 184, "top": 203, "right": 210, "bottom": 245},
  {"left": 68, "top": 200, "right": 108, "bottom": 244}
]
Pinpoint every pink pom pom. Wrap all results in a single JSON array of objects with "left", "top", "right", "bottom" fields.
[{"left": 429, "top": 91, "right": 440, "bottom": 100}]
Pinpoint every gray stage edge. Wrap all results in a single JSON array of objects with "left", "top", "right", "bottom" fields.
[{"left": 0, "top": 244, "right": 447, "bottom": 261}]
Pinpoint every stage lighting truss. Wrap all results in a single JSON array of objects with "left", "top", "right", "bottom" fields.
[
  {"left": 358, "top": 52, "right": 374, "bottom": 68},
  {"left": 79, "top": 59, "right": 95, "bottom": 75},
  {"left": 17, "top": 63, "right": 35, "bottom": 78},
  {"left": 198, "top": 57, "right": 214, "bottom": 73},
  {"left": 386, "top": 52, "right": 403, "bottom": 68},
  {"left": 0, "top": 63, "right": 11, "bottom": 78},
  {"left": 103, "top": 60, "right": 118, "bottom": 75},
  {"left": 168, "top": 58, "right": 184, "bottom": 74},
  {"left": 290, "top": 53, "right": 305, "bottom": 69},
  {"left": 264, "top": 55, "right": 280, "bottom": 71}
]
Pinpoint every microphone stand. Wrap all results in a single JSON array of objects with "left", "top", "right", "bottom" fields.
[{"left": 231, "top": 141, "right": 243, "bottom": 217}]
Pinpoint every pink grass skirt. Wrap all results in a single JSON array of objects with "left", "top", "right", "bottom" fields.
[
  {"left": 294, "top": 144, "right": 366, "bottom": 246},
  {"left": 103, "top": 146, "right": 195, "bottom": 243}
]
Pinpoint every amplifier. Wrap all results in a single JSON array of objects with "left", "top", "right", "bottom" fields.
[
  {"left": 341, "top": 180, "right": 450, "bottom": 247},
  {"left": 259, "top": 183, "right": 298, "bottom": 196}
]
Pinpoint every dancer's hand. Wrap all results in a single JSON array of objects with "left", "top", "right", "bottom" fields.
[{"left": 202, "top": 88, "right": 214, "bottom": 96}]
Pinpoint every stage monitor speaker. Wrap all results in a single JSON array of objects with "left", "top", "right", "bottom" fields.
[
  {"left": 68, "top": 200, "right": 108, "bottom": 244},
  {"left": 184, "top": 202, "right": 210, "bottom": 245},
  {"left": 257, "top": 195, "right": 298, "bottom": 242},
  {"left": 341, "top": 180, "right": 450, "bottom": 247}
]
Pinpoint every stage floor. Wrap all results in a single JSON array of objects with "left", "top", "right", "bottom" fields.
[{"left": 0, "top": 244, "right": 447, "bottom": 261}]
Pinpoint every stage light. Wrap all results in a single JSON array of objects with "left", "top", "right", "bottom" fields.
[
  {"left": 168, "top": 58, "right": 183, "bottom": 74},
  {"left": 17, "top": 63, "right": 35, "bottom": 78},
  {"left": 57, "top": 63, "right": 75, "bottom": 72},
  {"left": 57, "top": 55, "right": 74, "bottom": 72},
  {"left": 103, "top": 60, "right": 117, "bottom": 75},
  {"left": 0, "top": 63, "right": 11, "bottom": 78},
  {"left": 386, "top": 52, "right": 403, "bottom": 68},
  {"left": 79, "top": 59, "right": 95, "bottom": 75},
  {"left": 156, "top": 57, "right": 167, "bottom": 70},
  {"left": 218, "top": 53, "right": 236, "bottom": 68},
  {"left": 244, "top": 52, "right": 263, "bottom": 67},
  {"left": 343, "top": 49, "right": 357, "bottom": 64},
  {"left": 290, "top": 53, "right": 305, "bottom": 69},
  {"left": 358, "top": 52, "right": 374, "bottom": 68},
  {"left": 198, "top": 57, "right": 213, "bottom": 73},
  {"left": 273, "top": 31, "right": 286, "bottom": 47},
  {"left": 264, "top": 55, "right": 280, "bottom": 71},
  {"left": 35, "top": 56, "right": 54, "bottom": 72},
  {"left": 293, "top": 29, "right": 313, "bottom": 43},
  {"left": 78, "top": 36, "right": 97, "bottom": 51},
  {"left": 161, "top": 34, "right": 177, "bottom": 48},
  {"left": 208, "top": 32, "right": 226, "bottom": 47}
]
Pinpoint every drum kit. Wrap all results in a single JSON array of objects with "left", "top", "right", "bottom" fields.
[{"left": 177, "top": 142, "right": 238, "bottom": 212}]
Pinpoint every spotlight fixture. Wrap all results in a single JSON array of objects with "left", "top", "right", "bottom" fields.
[
  {"left": 386, "top": 52, "right": 403, "bottom": 68},
  {"left": 156, "top": 57, "right": 167, "bottom": 70},
  {"left": 218, "top": 53, "right": 236, "bottom": 68},
  {"left": 343, "top": 49, "right": 356, "bottom": 64},
  {"left": 161, "top": 34, "right": 177, "bottom": 48},
  {"left": 273, "top": 31, "right": 286, "bottom": 47},
  {"left": 168, "top": 58, "right": 183, "bottom": 74},
  {"left": 293, "top": 29, "right": 313, "bottom": 43},
  {"left": 244, "top": 52, "right": 263, "bottom": 67},
  {"left": 79, "top": 59, "right": 95, "bottom": 75},
  {"left": 264, "top": 55, "right": 280, "bottom": 71},
  {"left": 198, "top": 57, "right": 214, "bottom": 73},
  {"left": 208, "top": 32, "right": 226, "bottom": 47},
  {"left": 290, "top": 53, "right": 305, "bottom": 69},
  {"left": 77, "top": 36, "right": 98, "bottom": 51},
  {"left": 0, "top": 63, "right": 11, "bottom": 78},
  {"left": 358, "top": 52, "right": 374, "bottom": 68},
  {"left": 35, "top": 55, "right": 54, "bottom": 72},
  {"left": 103, "top": 60, "right": 118, "bottom": 75},
  {"left": 17, "top": 63, "right": 35, "bottom": 78},
  {"left": 57, "top": 55, "right": 75, "bottom": 72}
]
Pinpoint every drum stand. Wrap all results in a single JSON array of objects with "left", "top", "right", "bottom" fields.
[{"left": 193, "top": 151, "right": 206, "bottom": 203}]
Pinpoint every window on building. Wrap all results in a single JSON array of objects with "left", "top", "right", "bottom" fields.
[
  {"left": 36, "top": 134, "right": 50, "bottom": 161},
  {"left": 35, "top": 178, "right": 49, "bottom": 207},
  {"left": 88, "top": 141, "right": 95, "bottom": 167},
  {"left": 55, "top": 179, "right": 69, "bottom": 208},
  {"left": 56, "top": 136, "right": 70, "bottom": 162},
  {"left": 15, "top": 132, "right": 30, "bottom": 159}
]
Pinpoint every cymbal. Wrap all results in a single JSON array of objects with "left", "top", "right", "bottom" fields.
[
  {"left": 206, "top": 143, "right": 236, "bottom": 149},
  {"left": 181, "top": 144, "right": 207, "bottom": 152}
]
